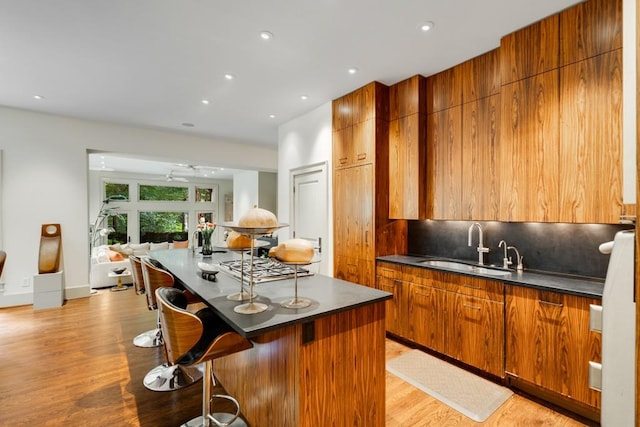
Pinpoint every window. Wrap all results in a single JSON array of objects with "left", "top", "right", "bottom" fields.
[
  {"left": 195, "top": 186, "right": 214, "bottom": 202},
  {"left": 139, "top": 211, "right": 188, "bottom": 243},
  {"left": 107, "top": 213, "right": 128, "bottom": 244},
  {"left": 139, "top": 184, "right": 188, "bottom": 201},
  {"left": 105, "top": 183, "right": 129, "bottom": 201}
]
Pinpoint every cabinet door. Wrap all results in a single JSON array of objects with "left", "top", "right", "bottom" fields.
[
  {"left": 448, "top": 292, "right": 504, "bottom": 377},
  {"left": 409, "top": 282, "right": 446, "bottom": 354},
  {"left": 333, "top": 127, "right": 352, "bottom": 169},
  {"left": 462, "top": 94, "right": 500, "bottom": 220},
  {"left": 335, "top": 255, "right": 374, "bottom": 288},
  {"left": 500, "top": 14, "right": 559, "bottom": 85},
  {"left": 499, "top": 70, "right": 559, "bottom": 222},
  {"left": 376, "top": 275, "right": 403, "bottom": 336},
  {"left": 352, "top": 119, "right": 375, "bottom": 166},
  {"left": 332, "top": 93, "right": 353, "bottom": 131},
  {"left": 505, "top": 286, "right": 601, "bottom": 409},
  {"left": 389, "top": 114, "right": 427, "bottom": 219},
  {"left": 428, "top": 105, "right": 462, "bottom": 219},
  {"left": 559, "top": 50, "right": 623, "bottom": 223}
]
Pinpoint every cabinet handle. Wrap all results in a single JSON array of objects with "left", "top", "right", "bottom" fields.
[
  {"left": 357, "top": 153, "right": 367, "bottom": 160},
  {"left": 462, "top": 284, "right": 481, "bottom": 290},
  {"left": 538, "top": 300, "right": 563, "bottom": 307},
  {"left": 413, "top": 291, "right": 431, "bottom": 298},
  {"left": 339, "top": 157, "right": 348, "bottom": 164},
  {"left": 463, "top": 304, "right": 481, "bottom": 310}
]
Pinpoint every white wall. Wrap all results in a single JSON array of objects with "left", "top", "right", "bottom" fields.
[
  {"left": 0, "top": 106, "right": 277, "bottom": 307},
  {"left": 233, "top": 171, "right": 260, "bottom": 221},
  {"left": 277, "top": 102, "right": 333, "bottom": 275}
]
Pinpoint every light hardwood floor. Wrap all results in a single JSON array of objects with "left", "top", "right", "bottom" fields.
[{"left": 0, "top": 288, "right": 595, "bottom": 426}]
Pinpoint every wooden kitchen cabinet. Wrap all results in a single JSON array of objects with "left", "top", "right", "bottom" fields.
[
  {"left": 558, "top": 50, "right": 623, "bottom": 223},
  {"left": 500, "top": 14, "right": 559, "bottom": 85},
  {"left": 559, "top": 0, "right": 622, "bottom": 66},
  {"left": 461, "top": 48, "right": 501, "bottom": 103},
  {"left": 505, "top": 285, "right": 601, "bottom": 413},
  {"left": 428, "top": 105, "right": 462, "bottom": 219},
  {"left": 426, "top": 64, "right": 463, "bottom": 113},
  {"left": 408, "top": 280, "right": 447, "bottom": 354},
  {"left": 376, "top": 264, "right": 406, "bottom": 337},
  {"left": 388, "top": 75, "right": 428, "bottom": 219},
  {"left": 499, "top": 70, "right": 559, "bottom": 222},
  {"left": 461, "top": 94, "right": 500, "bottom": 220}
]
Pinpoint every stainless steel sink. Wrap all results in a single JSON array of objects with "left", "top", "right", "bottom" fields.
[{"left": 419, "top": 259, "right": 512, "bottom": 276}]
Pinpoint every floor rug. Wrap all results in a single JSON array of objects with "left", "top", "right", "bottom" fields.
[{"left": 386, "top": 350, "right": 513, "bottom": 422}]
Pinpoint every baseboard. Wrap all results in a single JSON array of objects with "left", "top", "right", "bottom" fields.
[
  {"left": 0, "top": 291, "right": 33, "bottom": 308},
  {"left": 65, "top": 285, "right": 91, "bottom": 300}
]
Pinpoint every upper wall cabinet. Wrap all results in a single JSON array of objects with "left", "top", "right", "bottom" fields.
[
  {"left": 559, "top": 0, "right": 622, "bottom": 66},
  {"left": 389, "top": 76, "right": 428, "bottom": 219},
  {"left": 426, "top": 65, "right": 463, "bottom": 114},
  {"left": 461, "top": 48, "right": 501, "bottom": 104},
  {"left": 500, "top": 14, "right": 559, "bottom": 85}
]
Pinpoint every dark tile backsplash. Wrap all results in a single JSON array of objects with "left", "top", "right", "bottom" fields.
[{"left": 407, "top": 220, "right": 634, "bottom": 279}]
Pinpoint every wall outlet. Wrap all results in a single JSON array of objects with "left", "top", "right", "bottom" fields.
[{"left": 21, "top": 277, "right": 30, "bottom": 287}]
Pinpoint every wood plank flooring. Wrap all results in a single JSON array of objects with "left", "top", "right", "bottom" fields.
[{"left": 0, "top": 288, "right": 595, "bottom": 426}]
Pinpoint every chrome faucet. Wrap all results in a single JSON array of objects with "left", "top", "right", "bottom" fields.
[
  {"left": 498, "top": 240, "right": 512, "bottom": 269},
  {"left": 507, "top": 245, "right": 524, "bottom": 272},
  {"left": 468, "top": 222, "right": 489, "bottom": 265}
]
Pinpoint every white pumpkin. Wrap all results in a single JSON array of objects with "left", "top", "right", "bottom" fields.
[
  {"left": 226, "top": 231, "right": 252, "bottom": 249},
  {"left": 238, "top": 205, "right": 278, "bottom": 228},
  {"left": 268, "top": 239, "right": 314, "bottom": 263}
]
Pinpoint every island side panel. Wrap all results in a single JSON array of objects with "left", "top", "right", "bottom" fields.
[
  {"left": 213, "top": 326, "right": 300, "bottom": 426},
  {"left": 299, "top": 301, "right": 386, "bottom": 427},
  {"left": 212, "top": 302, "right": 386, "bottom": 427}
]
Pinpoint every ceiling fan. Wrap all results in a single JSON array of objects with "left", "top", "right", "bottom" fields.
[{"left": 166, "top": 170, "right": 189, "bottom": 182}]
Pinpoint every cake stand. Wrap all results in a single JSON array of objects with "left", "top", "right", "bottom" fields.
[
  {"left": 215, "top": 240, "right": 268, "bottom": 301},
  {"left": 275, "top": 258, "right": 319, "bottom": 309},
  {"left": 221, "top": 222, "right": 288, "bottom": 314}
]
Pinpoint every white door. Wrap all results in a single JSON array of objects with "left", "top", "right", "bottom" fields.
[{"left": 291, "top": 163, "right": 327, "bottom": 275}]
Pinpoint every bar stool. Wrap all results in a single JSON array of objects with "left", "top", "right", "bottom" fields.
[
  {"left": 130, "top": 255, "right": 163, "bottom": 348},
  {"left": 156, "top": 287, "right": 252, "bottom": 427},
  {"left": 141, "top": 257, "right": 203, "bottom": 392}
]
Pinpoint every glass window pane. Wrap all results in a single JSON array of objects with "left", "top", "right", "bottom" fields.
[
  {"left": 107, "top": 214, "right": 128, "bottom": 245},
  {"left": 105, "top": 183, "right": 129, "bottom": 201},
  {"left": 139, "top": 211, "right": 188, "bottom": 243},
  {"left": 197, "top": 212, "right": 215, "bottom": 224},
  {"left": 139, "top": 185, "right": 189, "bottom": 201},
  {"left": 195, "top": 187, "right": 213, "bottom": 202}
]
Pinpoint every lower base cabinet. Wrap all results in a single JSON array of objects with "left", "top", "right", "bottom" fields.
[{"left": 505, "top": 285, "right": 601, "bottom": 414}]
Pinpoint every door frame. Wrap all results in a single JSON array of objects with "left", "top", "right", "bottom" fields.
[{"left": 289, "top": 161, "right": 330, "bottom": 275}]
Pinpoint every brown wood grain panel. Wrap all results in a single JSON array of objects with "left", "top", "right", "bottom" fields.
[
  {"left": 500, "top": 14, "right": 559, "bottom": 85},
  {"left": 352, "top": 118, "right": 375, "bottom": 166},
  {"left": 499, "top": 71, "right": 559, "bottom": 222},
  {"left": 560, "top": 0, "right": 622, "bottom": 66},
  {"left": 462, "top": 48, "right": 501, "bottom": 103},
  {"left": 409, "top": 282, "right": 447, "bottom": 354},
  {"left": 377, "top": 275, "right": 404, "bottom": 336},
  {"left": 505, "top": 286, "right": 601, "bottom": 410},
  {"left": 353, "top": 81, "right": 389, "bottom": 123},
  {"left": 559, "top": 50, "right": 623, "bottom": 223},
  {"left": 332, "top": 92, "right": 353, "bottom": 131},
  {"left": 426, "top": 65, "right": 463, "bottom": 113},
  {"left": 332, "top": 127, "right": 352, "bottom": 169},
  {"left": 389, "top": 114, "right": 427, "bottom": 219},
  {"left": 447, "top": 292, "right": 505, "bottom": 377},
  {"left": 389, "top": 75, "right": 426, "bottom": 120}
]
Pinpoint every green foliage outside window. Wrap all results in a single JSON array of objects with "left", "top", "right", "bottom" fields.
[
  {"left": 107, "top": 214, "right": 128, "bottom": 244},
  {"left": 105, "top": 183, "right": 129, "bottom": 201},
  {"left": 139, "top": 211, "right": 188, "bottom": 242},
  {"left": 139, "top": 184, "right": 188, "bottom": 201},
  {"left": 196, "top": 187, "right": 213, "bottom": 202}
]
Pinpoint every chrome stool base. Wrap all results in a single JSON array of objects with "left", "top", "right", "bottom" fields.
[
  {"left": 181, "top": 414, "right": 247, "bottom": 427},
  {"left": 143, "top": 363, "right": 202, "bottom": 392},
  {"left": 133, "top": 328, "right": 163, "bottom": 348}
]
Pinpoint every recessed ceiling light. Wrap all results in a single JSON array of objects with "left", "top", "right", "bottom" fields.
[
  {"left": 300, "top": 95, "right": 309, "bottom": 101},
  {"left": 201, "top": 99, "right": 210, "bottom": 105},
  {"left": 348, "top": 67, "right": 358, "bottom": 75},
  {"left": 181, "top": 122, "right": 195, "bottom": 127},
  {"left": 268, "top": 114, "right": 276, "bottom": 119},
  {"left": 224, "top": 73, "right": 235, "bottom": 80},
  {"left": 260, "top": 31, "right": 273, "bottom": 40},
  {"left": 420, "top": 21, "right": 434, "bottom": 32},
  {"left": 33, "top": 95, "right": 44, "bottom": 100}
]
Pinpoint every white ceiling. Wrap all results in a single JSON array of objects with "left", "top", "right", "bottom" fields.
[{"left": 1, "top": 0, "right": 583, "bottom": 148}]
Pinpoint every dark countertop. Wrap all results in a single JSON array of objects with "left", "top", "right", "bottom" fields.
[
  {"left": 377, "top": 254, "right": 605, "bottom": 299},
  {"left": 151, "top": 249, "right": 392, "bottom": 338}
]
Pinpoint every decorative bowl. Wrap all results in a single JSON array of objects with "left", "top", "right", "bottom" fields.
[
  {"left": 197, "top": 262, "right": 219, "bottom": 274},
  {"left": 111, "top": 267, "right": 127, "bottom": 275}
]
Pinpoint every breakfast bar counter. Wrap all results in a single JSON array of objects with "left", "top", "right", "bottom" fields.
[{"left": 150, "top": 248, "right": 391, "bottom": 427}]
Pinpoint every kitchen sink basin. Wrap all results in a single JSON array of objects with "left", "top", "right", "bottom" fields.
[{"left": 418, "top": 259, "right": 512, "bottom": 276}]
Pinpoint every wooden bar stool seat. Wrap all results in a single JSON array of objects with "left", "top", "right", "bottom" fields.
[
  {"left": 141, "top": 258, "right": 202, "bottom": 392},
  {"left": 130, "top": 255, "right": 163, "bottom": 348},
  {"left": 156, "top": 287, "right": 253, "bottom": 427}
]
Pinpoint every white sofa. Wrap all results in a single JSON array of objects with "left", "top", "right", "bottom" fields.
[{"left": 90, "top": 242, "right": 174, "bottom": 289}]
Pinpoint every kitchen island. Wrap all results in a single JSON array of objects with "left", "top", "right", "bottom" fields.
[{"left": 150, "top": 249, "right": 391, "bottom": 427}]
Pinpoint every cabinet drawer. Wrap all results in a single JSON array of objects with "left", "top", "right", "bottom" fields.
[
  {"left": 453, "top": 276, "right": 504, "bottom": 302},
  {"left": 376, "top": 263, "right": 402, "bottom": 280}
]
